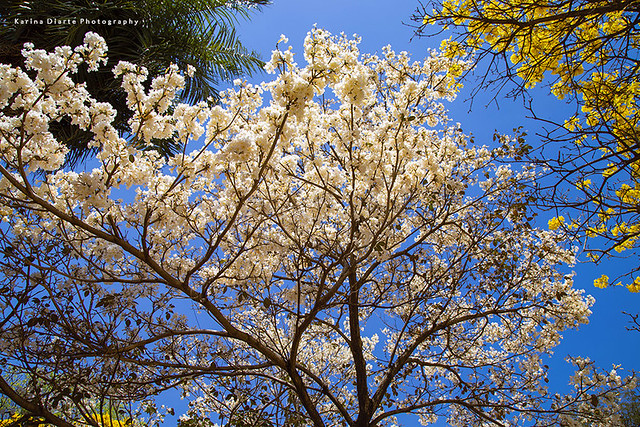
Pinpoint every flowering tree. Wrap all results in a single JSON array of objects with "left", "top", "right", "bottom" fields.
[
  {"left": 0, "top": 30, "right": 633, "bottom": 427},
  {"left": 414, "top": 0, "right": 640, "bottom": 292}
]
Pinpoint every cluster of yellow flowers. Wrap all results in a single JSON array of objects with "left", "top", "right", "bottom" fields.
[
  {"left": 594, "top": 274, "right": 610, "bottom": 289},
  {"left": 547, "top": 216, "right": 565, "bottom": 231},
  {"left": 592, "top": 274, "right": 640, "bottom": 293},
  {"left": 0, "top": 414, "right": 48, "bottom": 427},
  {"left": 0, "top": 413, "right": 129, "bottom": 427},
  {"left": 425, "top": 0, "right": 640, "bottom": 292}
]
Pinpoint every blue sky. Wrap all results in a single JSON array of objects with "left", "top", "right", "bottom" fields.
[{"left": 234, "top": 0, "right": 639, "bottom": 410}]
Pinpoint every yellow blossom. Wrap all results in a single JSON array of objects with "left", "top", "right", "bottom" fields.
[
  {"left": 576, "top": 179, "right": 591, "bottom": 190},
  {"left": 594, "top": 274, "right": 609, "bottom": 289},
  {"left": 548, "top": 216, "right": 565, "bottom": 230}
]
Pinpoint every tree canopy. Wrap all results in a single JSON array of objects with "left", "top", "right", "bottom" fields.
[
  {"left": 415, "top": 0, "right": 640, "bottom": 292},
  {"left": 0, "top": 30, "right": 634, "bottom": 426}
]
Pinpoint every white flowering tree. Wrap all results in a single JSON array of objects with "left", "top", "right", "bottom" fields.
[{"left": 0, "top": 30, "right": 633, "bottom": 427}]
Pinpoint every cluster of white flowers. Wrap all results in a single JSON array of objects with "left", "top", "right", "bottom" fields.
[
  {"left": 0, "top": 32, "right": 113, "bottom": 172},
  {"left": 0, "top": 28, "right": 632, "bottom": 427}
]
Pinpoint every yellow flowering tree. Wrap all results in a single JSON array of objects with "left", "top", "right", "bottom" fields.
[
  {"left": 415, "top": 0, "right": 640, "bottom": 291},
  {"left": 0, "top": 413, "right": 131, "bottom": 427},
  {"left": 0, "top": 369, "right": 137, "bottom": 427}
]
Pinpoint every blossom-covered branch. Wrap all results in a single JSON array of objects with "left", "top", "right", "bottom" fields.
[{"left": 0, "top": 30, "right": 633, "bottom": 427}]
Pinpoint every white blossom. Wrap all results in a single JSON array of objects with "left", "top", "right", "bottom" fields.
[{"left": 0, "top": 28, "right": 632, "bottom": 427}]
